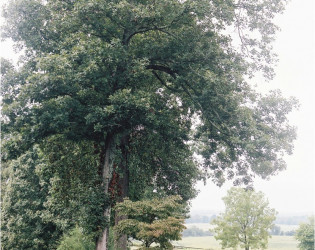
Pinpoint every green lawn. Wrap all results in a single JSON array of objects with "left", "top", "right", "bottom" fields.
[
  {"left": 185, "top": 223, "right": 298, "bottom": 233},
  {"left": 174, "top": 236, "right": 298, "bottom": 250}
]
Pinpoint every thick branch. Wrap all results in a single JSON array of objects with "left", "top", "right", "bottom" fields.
[
  {"left": 146, "top": 64, "right": 178, "bottom": 78},
  {"left": 152, "top": 71, "right": 180, "bottom": 92}
]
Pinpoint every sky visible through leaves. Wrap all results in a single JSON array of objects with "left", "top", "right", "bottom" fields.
[{"left": 192, "top": 0, "right": 314, "bottom": 215}]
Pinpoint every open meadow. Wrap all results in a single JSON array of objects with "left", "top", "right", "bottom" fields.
[
  {"left": 178, "top": 222, "right": 299, "bottom": 249},
  {"left": 130, "top": 236, "right": 299, "bottom": 249},
  {"left": 174, "top": 236, "right": 298, "bottom": 250},
  {"left": 185, "top": 223, "right": 298, "bottom": 232}
]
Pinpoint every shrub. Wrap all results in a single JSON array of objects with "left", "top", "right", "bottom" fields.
[{"left": 57, "top": 227, "right": 95, "bottom": 250}]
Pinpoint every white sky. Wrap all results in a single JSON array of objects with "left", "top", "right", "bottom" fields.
[
  {"left": 1, "top": 0, "right": 314, "bottom": 215},
  {"left": 191, "top": 0, "right": 315, "bottom": 215}
]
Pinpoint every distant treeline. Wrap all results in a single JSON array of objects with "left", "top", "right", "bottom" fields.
[
  {"left": 185, "top": 215, "right": 217, "bottom": 224},
  {"left": 182, "top": 226, "right": 213, "bottom": 237},
  {"left": 275, "top": 215, "right": 309, "bottom": 225},
  {"left": 187, "top": 214, "right": 309, "bottom": 225},
  {"left": 182, "top": 225, "right": 296, "bottom": 237},
  {"left": 270, "top": 225, "right": 295, "bottom": 236},
  {"left": 182, "top": 225, "right": 295, "bottom": 238}
]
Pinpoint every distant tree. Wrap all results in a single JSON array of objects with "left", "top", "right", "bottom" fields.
[
  {"left": 284, "top": 230, "right": 296, "bottom": 236},
  {"left": 114, "top": 196, "right": 186, "bottom": 249},
  {"left": 296, "top": 217, "right": 314, "bottom": 250},
  {"left": 270, "top": 225, "right": 281, "bottom": 236},
  {"left": 211, "top": 187, "right": 277, "bottom": 250}
]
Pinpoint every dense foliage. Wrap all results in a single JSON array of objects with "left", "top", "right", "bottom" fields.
[
  {"left": 2, "top": 0, "right": 297, "bottom": 187},
  {"left": 1, "top": 0, "right": 297, "bottom": 249},
  {"left": 295, "top": 217, "right": 315, "bottom": 250},
  {"left": 1, "top": 142, "right": 106, "bottom": 249},
  {"left": 212, "top": 187, "right": 277, "bottom": 250},
  {"left": 1, "top": 146, "right": 60, "bottom": 249}
]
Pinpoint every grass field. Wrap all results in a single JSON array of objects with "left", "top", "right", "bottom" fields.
[
  {"left": 174, "top": 236, "right": 298, "bottom": 250},
  {"left": 185, "top": 223, "right": 298, "bottom": 233},
  {"left": 131, "top": 223, "right": 299, "bottom": 249}
]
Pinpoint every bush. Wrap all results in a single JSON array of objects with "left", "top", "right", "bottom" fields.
[{"left": 57, "top": 227, "right": 95, "bottom": 250}]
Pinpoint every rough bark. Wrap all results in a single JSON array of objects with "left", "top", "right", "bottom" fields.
[
  {"left": 96, "top": 134, "right": 114, "bottom": 250},
  {"left": 114, "top": 214, "right": 128, "bottom": 250},
  {"left": 114, "top": 135, "right": 130, "bottom": 250}
]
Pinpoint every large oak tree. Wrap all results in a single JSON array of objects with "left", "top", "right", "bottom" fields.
[{"left": 1, "top": 0, "right": 297, "bottom": 249}]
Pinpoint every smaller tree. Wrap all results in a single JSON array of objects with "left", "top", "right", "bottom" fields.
[
  {"left": 1, "top": 146, "right": 61, "bottom": 249},
  {"left": 114, "top": 196, "right": 186, "bottom": 249},
  {"left": 211, "top": 187, "right": 277, "bottom": 250},
  {"left": 296, "top": 217, "right": 314, "bottom": 250}
]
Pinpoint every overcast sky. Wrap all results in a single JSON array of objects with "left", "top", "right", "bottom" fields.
[
  {"left": 1, "top": 0, "right": 314, "bottom": 216},
  {"left": 191, "top": 0, "right": 315, "bottom": 215}
]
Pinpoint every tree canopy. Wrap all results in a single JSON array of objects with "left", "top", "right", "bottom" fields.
[
  {"left": 2, "top": 0, "right": 297, "bottom": 185},
  {"left": 211, "top": 187, "right": 277, "bottom": 250},
  {"left": 1, "top": 0, "right": 297, "bottom": 249}
]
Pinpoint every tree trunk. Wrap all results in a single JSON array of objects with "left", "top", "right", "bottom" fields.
[
  {"left": 244, "top": 234, "right": 249, "bottom": 250},
  {"left": 114, "top": 135, "right": 130, "bottom": 250},
  {"left": 96, "top": 134, "right": 114, "bottom": 250},
  {"left": 114, "top": 214, "right": 128, "bottom": 250}
]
